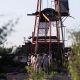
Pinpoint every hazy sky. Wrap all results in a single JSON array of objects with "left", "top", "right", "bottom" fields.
[{"left": 0, "top": 0, "right": 80, "bottom": 47}]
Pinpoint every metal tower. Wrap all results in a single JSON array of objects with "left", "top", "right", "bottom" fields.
[
  {"left": 28, "top": 0, "right": 69, "bottom": 69},
  {"left": 28, "top": 0, "right": 69, "bottom": 53}
]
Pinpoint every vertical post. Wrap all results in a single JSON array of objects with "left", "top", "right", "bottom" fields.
[
  {"left": 54, "top": 0, "right": 60, "bottom": 41},
  {"left": 35, "top": 0, "right": 42, "bottom": 54},
  {"left": 32, "top": 0, "right": 40, "bottom": 54},
  {"left": 44, "top": 22, "right": 47, "bottom": 52},
  {"left": 54, "top": 0, "right": 65, "bottom": 68},
  {"left": 59, "top": 0, "right": 65, "bottom": 66},
  {"left": 49, "top": 21, "right": 51, "bottom": 53}
]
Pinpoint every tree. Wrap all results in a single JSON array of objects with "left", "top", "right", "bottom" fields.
[
  {"left": 0, "top": 17, "right": 20, "bottom": 55},
  {"left": 0, "top": 18, "right": 20, "bottom": 45},
  {"left": 68, "top": 29, "right": 80, "bottom": 45},
  {"left": 68, "top": 29, "right": 80, "bottom": 80},
  {"left": 68, "top": 29, "right": 80, "bottom": 54},
  {"left": 0, "top": 47, "right": 12, "bottom": 54}
]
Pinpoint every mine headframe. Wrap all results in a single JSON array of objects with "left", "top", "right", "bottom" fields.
[
  {"left": 28, "top": 0, "right": 69, "bottom": 53},
  {"left": 28, "top": 0, "right": 69, "bottom": 70}
]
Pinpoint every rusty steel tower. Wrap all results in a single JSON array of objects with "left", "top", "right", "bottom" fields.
[{"left": 28, "top": 0, "right": 69, "bottom": 69}]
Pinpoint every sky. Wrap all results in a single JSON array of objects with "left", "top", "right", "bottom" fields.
[{"left": 0, "top": 0, "right": 80, "bottom": 47}]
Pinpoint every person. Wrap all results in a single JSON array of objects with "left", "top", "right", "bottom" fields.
[
  {"left": 36, "top": 54, "right": 43, "bottom": 72},
  {"left": 31, "top": 54, "right": 37, "bottom": 71},
  {"left": 48, "top": 52, "right": 52, "bottom": 65},
  {"left": 31, "top": 54, "right": 34, "bottom": 67},
  {"left": 27, "top": 54, "right": 31, "bottom": 66},
  {"left": 43, "top": 54, "right": 49, "bottom": 74},
  {"left": 48, "top": 52, "right": 53, "bottom": 72}
]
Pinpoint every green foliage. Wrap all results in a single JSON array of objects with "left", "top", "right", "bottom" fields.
[
  {"left": 68, "top": 30, "right": 80, "bottom": 80},
  {"left": 68, "top": 29, "right": 80, "bottom": 45},
  {"left": 26, "top": 66, "right": 45, "bottom": 80},
  {"left": 0, "top": 47, "right": 12, "bottom": 54},
  {"left": 26, "top": 66, "right": 58, "bottom": 80},
  {"left": 68, "top": 57, "right": 80, "bottom": 80}
]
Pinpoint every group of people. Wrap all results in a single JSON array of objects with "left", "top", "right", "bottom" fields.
[{"left": 27, "top": 53, "right": 52, "bottom": 73}]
